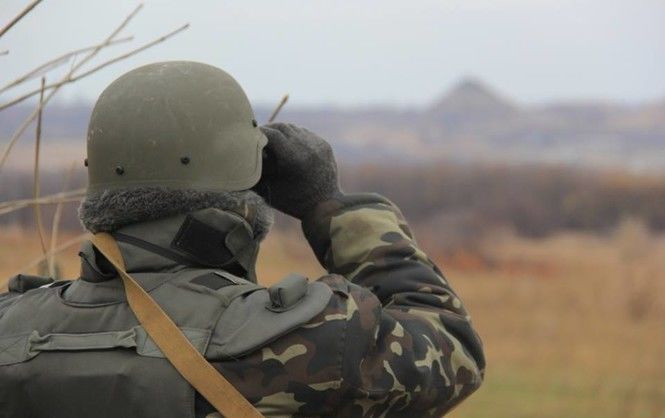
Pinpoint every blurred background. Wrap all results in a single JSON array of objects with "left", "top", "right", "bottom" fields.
[{"left": 1, "top": 1, "right": 664, "bottom": 417}]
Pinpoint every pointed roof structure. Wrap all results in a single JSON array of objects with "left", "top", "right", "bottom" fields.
[{"left": 430, "top": 77, "right": 517, "bottom": 117}]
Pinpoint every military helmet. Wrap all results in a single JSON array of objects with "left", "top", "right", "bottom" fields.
[{"left": 85, "top": 61, "right": 267, "bottom": 194}]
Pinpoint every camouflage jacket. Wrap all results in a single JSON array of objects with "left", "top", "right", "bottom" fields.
[{"left": 0, "top": 193, "right": 484, "bottom": 417}]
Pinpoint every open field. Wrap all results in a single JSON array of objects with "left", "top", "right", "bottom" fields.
[{"left": 1, "top": 223, "right": 664, "bottom": 418}]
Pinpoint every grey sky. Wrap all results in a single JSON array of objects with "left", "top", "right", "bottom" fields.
[{"left": 1, "top": 0, "right": 664, "bottom": 107}]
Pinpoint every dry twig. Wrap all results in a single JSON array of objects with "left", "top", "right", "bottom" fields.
[
  {"left": 0, "top": 0, "right": 43, "bottom": 39},
  {"left": 0, "top": 4, "right": 143, "bottom": 112},
  {"left": 0, "top": 36, "right": 134, "bottom": 94},
  {"left": 69, "top": 4, "right": 144, "bottom": 73},
  {"left": 32, "top": 77, "right": 48, "bottom": 258},
  {"left": 48, "top": 162, "right": 77, "bottom": 278},
  {"left": 0, "top": 24, "right": 188, "bottom": 111},
  {"left": 13, "top": 233, "right": 89, "bottom": 278},
  {"left": 67, "top": 23, "right": 190, "bottom": 87},
  {"left": 0, "top": 188, "right": 85, "bottom": 216},
  {"left": 268, "top": 94, "right": 290, "bottom": 123},
  {"left": 0, "top": 4, "right": 147, "bottom": 172}
]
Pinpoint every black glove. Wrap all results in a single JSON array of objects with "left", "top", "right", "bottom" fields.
[{"left": 253, "top": 123, "right": 341, "bottom": 219}]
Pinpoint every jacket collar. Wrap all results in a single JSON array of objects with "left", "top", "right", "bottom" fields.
[{"left": 79, "top": 208, "right": 260, "bottom": 284}]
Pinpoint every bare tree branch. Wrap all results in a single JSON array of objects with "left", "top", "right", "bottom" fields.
[
  {"left": 12, "top": 233, "right": 89, "bottom": 278},
  {"left": 0, "top": 107, "right": 39, "bottom": 174},
  {"left": 0, "top": 36, "right": 134, "bottom": 94},
  {"left": 0, "top": 188, "right": 85, "bottom": 216},
  {"left": 0, "top": 4, "right": 145, "bottom": 173},
  {"left": 48, "top": 162, "right": 77, "bottom": 278},
  {"left": 0, "top": 4, "right": 143, "bottom": 111},
  {"left": 268, "top": 94, "right": 290, "bottom": 123},
  {"left": 33, "top": 77, "right": 48, "bottom": 259},
  {"left": 70, "top": 3, "right": 144, "bottom": 74},
  {"left": 0, "top": 0, "right": 43, "bottom": 39},
  {"left": 0, "top": 23, "right": 189, "bottom": 111},
  {"left": 69, "top": 23, "right": 190, "bottom": 85}
]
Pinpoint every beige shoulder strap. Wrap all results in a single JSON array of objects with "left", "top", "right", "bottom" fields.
[{"left": 92, "top": 232, "right": 263, "bottom": 418}]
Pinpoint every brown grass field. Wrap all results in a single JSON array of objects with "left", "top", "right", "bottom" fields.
[{"left": 1, "top": 222, "right": 664, "bottom": 418}]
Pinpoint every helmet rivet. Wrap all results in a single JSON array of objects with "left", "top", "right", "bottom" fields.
[
  {"left": 252, "top": 119, "right": 258, "bottom": 127},
  {"left": 84, "top": 158, "right": 88, "bottom": 167},
  {"left": 180, "top": 156, "right": 190, "bottom": 165},
  {"left": 115, "top": 166, "right": 125, "bottom": 175}
]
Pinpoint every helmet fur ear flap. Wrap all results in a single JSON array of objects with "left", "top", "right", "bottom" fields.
[{"left": 171, "top": 208, "right": 256, "bottom": 271}]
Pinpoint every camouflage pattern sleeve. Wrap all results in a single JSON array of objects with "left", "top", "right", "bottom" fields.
[{"left": 301, "top": 193, "right": 486, "bottom": 416}]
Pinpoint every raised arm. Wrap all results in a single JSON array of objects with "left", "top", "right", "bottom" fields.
[
  {"left": 304, "top": 193, "right": 484, "bottom": 415},
  {"left": 254, "top": 123, "right": 485, "bottom": 415}
]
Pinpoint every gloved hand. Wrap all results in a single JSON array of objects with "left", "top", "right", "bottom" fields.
[{"left": 252, "top": 123, "right": 341, "bottom": 219}]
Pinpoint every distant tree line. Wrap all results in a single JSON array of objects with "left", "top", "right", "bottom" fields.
[
  {"left": 1, "top": 163, "right": 664, "bottom": 238},
  {"left": 341, "top": 163, "right": 665, "bottom": 237}
]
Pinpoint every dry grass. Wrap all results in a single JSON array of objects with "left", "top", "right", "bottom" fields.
[
  {"left": 450, "top": 223, "right": 665, "bottom": 418},
  {"left": 0, "top": 225, "right": 83, "bottom": 280},
  {"left": 1, "top": 223, "right": 663, "bottom": 417}
]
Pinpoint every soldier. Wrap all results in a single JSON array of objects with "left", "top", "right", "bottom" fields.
[{"left": 0, "top": 61, "right": 484, "bottom": 417}]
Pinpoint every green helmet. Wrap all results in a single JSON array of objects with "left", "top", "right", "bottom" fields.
[{"left": 85, "top": 61, "right": 267, "bottom": 194}]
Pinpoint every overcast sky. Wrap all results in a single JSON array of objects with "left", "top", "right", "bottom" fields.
[{"left": 1, "top": 0, "right": 664, "bottom": 107}]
